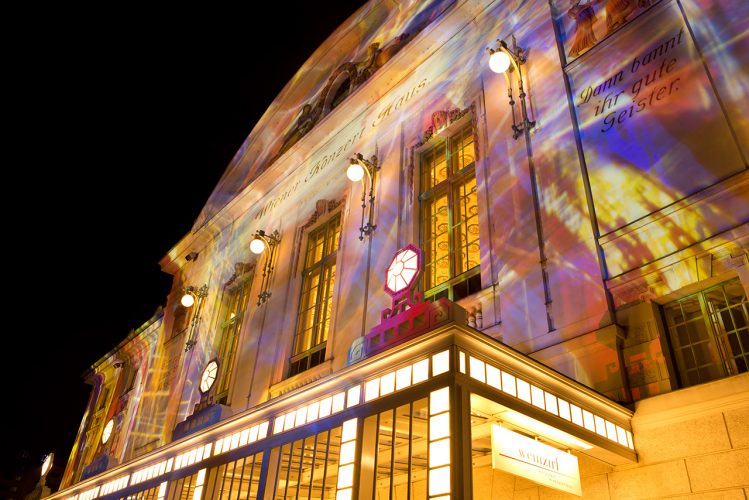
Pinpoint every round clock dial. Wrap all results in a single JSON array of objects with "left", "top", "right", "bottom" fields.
[
  {"left": 385, "top": 246, "right": 421, "bottom": 296},
  {"left": 200, "top": 360, "right": 219, "bottom": 393},
  {"left": 101, "top": 418, "right": 114, "bottom": 444}
]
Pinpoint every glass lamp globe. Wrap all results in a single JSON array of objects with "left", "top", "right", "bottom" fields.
[
  {"left": 489, "top": 50, "right": 511, "bottom": 74},
  {"left": 347, "top": 162, "right": 365, "bottom": 182},
  {"left": 250, "top": 238, "right": 266, "bottom": 255},
  {"left": 181, "top": 292, "right": 195, "bottom": 308}
]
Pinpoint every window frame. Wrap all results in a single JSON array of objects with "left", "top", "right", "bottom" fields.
[
  {"left": 661, "top": 278, "right": 749, "bottom": 388},
  {"left": 214, "top": 272, "right": 255, "bottom": 404},
  {"left": 417, "top": 119, "right": 482, "bottom": 302},
  {"left": 288, "top": 209, "right": 343, "bottom": 378}
]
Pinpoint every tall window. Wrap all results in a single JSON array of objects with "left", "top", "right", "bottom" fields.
[
  {"left": 663, "top": 278, "right": 749, "bottom": 387},
  {"left": 290, "top": 213, "right": 341, "bottom": 377},
  {"left": 420, "top": 124, "right": 481, "bottom": 301},
  {"left": 215, "top": 278, "right": 252, "bottom": 402}
]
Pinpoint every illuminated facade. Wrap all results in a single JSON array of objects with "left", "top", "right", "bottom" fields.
[{"left": 55, "top": 1, "right": 748, "bottom": 498}]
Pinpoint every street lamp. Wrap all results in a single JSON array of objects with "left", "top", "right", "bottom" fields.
[
  {"left": 250, "top": 229, "right": 280, "bottom": 305},
  {"left": 181, "top": 284, "right": 208, "bottom": 351},
  {"left": 487, "top": 36, "right": 553, "bottom": 333},
  {"left": 347, "top": 153, "right": 379, "bottom": 240},
  {"left": 487, "top": 36, "right": 536, "bottom": 140}
]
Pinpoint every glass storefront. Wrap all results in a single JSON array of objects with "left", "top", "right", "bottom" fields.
[{"left": 69, "top": 332, "right": 636, "bottom": 500}]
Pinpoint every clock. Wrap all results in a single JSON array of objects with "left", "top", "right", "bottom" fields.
[
  {"left": 200, "top": 360, "right": 219, "bottom": 393},
  {"left": 384, "top": 244, "right": 422, "bottom": 297},
  {"left": 101, "top": 418, "right": 114, "bottom": 444}
]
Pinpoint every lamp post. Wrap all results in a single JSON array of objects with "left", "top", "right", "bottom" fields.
[
  {"left": 181, "top": 284, "right": 208, "bottom": 351},
  {"left": 488, "top": 36, "right": 554, "bottom": 332},
  {"left": 347, "top": 153, "right": 379, "bottom": 240},
  {"left": 250, "top": 229, "right": 280, "bottom": 306}
]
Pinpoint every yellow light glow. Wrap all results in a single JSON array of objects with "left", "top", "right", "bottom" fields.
[
  {"left": 347, "top": 386, "right": 361, "bottom": 407},
  {"left": 365, "top": 378, "right": 379, "bottom": 401},
  {"left": 517, "top": 379, "right": 531, "bottom": 403},
  {"left": 429, "top": 438, "right": 450, "bottom": 467},
  {"left": 249, "top": 238, "right": 266, "bottom": 255},
  {"left": 502, "top": 372, "right": 517, "bottom": 397},
  {"left": 486, "top": 364, "right": 501, "bottom": 390},
  {"left": 413, "top": 358, "right": 429, "bottom": 383},
  {"left": 459, "top": 351, "right": 466, "bottom": 373},
  {"left": 469, "top": 356, "right": 486, "bottom": 383},
  {"left": 307, "top": 401, "right": 320, "bottom": 421},
  {"left": 342, "top": 418, "right": 358, "bottom": 442},
  {"left": 428, "top": 466, "right": 451, "bottom": 496},
  {"left": 340, "top": 441, "right": 356, "bottom": 465},
  {"left": 192, "top": 486, "right": 203, "bottom": 500},
  {"left": 284, "top": 411, "right": 296, "bottom": 431},
  {"left": 336, "top": 489, "right": 352, "bottom": 500},
  {"left": 432, "top": 350, "right": 450, "bottom": 375},
  {"left": 332, "top": 392, "right": 346, "bottom": 413},
  {"left": 295, "top": 407, "right": 308, "bottom": 427},
  {"left": 259, "top": 421, "right": 269, "bottom": 439},
  {"left": 430, "top": 387, "right": 450, "bottom": 415},
  {"left": 543, "top": 393, "right": 557, "bottom": 415},
  {"left": 531, "top": 385, "right": 545, "bottom": 409},
  {"left": 337, "top": 463, "right": 354, "bottom": 488},
  {"left": 489, "top": 49, "right": 511, "bottom": 73},
  {"left": 583, "top": 410, "right": 596, "bottom": 432},
  {"left": 430, "top": 413, "right": 450, "bottom": 441},
  {"left": 180, "top": 292, "right": 195, "bottom": 308},
  {"left": 346, "top": 162, "right": 365, "bottom": 182},
  {"left": 396, "top": 366, "right": 412, "bottom": 390},
  {"left": 319, "top": 397, "right": 332, "bottom": 418},
  {"left": 570, "top": 404, "right": 583, "bottom": 426},
  {"left": 196, "top": 468, "right": 206, "bottom": 486},
  {"left": 380, "top": 372, "right": 395, "bottom": 395}
]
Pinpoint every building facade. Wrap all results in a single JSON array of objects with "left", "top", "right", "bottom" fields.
[{"left": 54, "top": 0, "right": 748, "bottom": 498}]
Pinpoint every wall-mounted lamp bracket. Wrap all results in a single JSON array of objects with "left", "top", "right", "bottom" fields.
[
  {"left": 487, "top": 35, "right": 535, "bottom": 140},
  {"left": 347, "top": 153, "right": 379, "bottom": 241},
  {"left": 251, "top": 230, "right": 280, "bottom": 306}
]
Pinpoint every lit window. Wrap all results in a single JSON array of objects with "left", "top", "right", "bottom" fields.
[
  {"left": 290, "top": 213, "right": 341, "bottom": 376},
  {"left": 420, "top": 124, "right": 481, "bottom": 301},
  {"left": 215, "top": 276, "right": 253, "bottom": 402},
  {"left": 663, "top": 278, "right": 749, "bottom": 387}
]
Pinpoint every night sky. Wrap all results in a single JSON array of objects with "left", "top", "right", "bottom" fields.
[{"left": 5, "top": 2, "right": 365, "bottom": 478}]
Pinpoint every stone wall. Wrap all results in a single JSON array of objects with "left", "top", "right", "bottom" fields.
[{"left": 471, "top": 374, "right": 749, "bottom": 498}]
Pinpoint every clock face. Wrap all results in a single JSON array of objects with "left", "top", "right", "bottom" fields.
[
  {"left": 101, "top": 419, "right": 114, "bottom": 445},
  {"left": 385, "top": 245, "right": 422, "bottom": 296},
  {"left": 200, "top": 360, "right": 219, "bottom": 393}
]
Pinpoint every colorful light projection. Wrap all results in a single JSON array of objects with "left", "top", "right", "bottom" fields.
[
  {"left": 195, "top": 0, "right": 455, "bottom": 230},
  {"left": 566, "top": 2, "right": 744, "bottom": 235},
  {"left": 553, "top": 0, "right": 661, "bottom": 61}
]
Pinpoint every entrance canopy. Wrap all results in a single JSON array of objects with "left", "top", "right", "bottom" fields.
[{"left": 51, "top": 322, "right": 635, "bottom": 500}]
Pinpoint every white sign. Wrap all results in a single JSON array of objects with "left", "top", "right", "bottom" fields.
[{"left": 491, "top": 425, "right": 582, "bottom": 496}]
